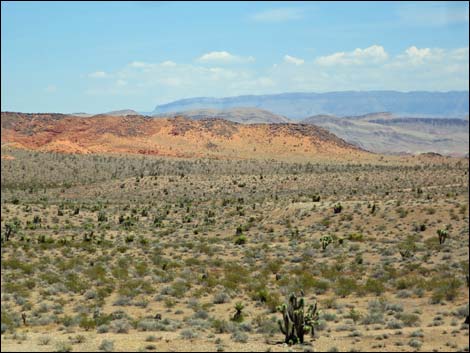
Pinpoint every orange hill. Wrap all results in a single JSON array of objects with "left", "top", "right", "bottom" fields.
[{"left": 1, "top": 112, "right": 370, "bottom": 161}]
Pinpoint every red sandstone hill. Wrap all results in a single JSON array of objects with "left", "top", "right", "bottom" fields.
[{"left": 1, "top": 112, "right": 369, "bottom": 161}]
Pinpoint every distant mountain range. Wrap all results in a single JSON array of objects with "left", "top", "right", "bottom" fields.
[
  {"left": 301, "top": 113, "right": 469, "bottom": 156},
  {"left": 153, "top": 107, "right": 291, "bottom": 124},
  {"left": 150, "top": 91, "right": 469, "bottom": 119},
  {"left": 72, "top": 109, "right": 141, "bottom": 117}
]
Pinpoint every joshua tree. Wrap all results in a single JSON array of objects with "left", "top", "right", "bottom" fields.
[
  {"left": 370, "top": 203, "right": 377, "bottom": 214},
  {"left": 277, "top": 292, "right": 319, "bottom": 345},
  {"left": 83, "top": 231, "right": 94, "bottom": 242},
  {"left": 333, "top": 203, "right": 342, "bottom": 214},
  {"left": 437, "top": 228, "right": 448, "bottom": 244},
  {"left": 3, "top": 223, "right": 13, "bottom": 242},
  {"left": 312, "top": 195, "right": 321, "bottom": 202},
  {"left": 320, "top": 235, "right": 333, "bottom": 251}
]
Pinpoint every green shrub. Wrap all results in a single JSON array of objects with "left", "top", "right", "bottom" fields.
[
  {"left": 335, "top": 277, "right": 357, "bottom": 297},
  {"left": 362, "top": 278, "right": 385, "bottom": 296},
  {"left": 97, "top": 211, "right": 107, "bottom": 222},
  {"left": 234, "top": 235, "right": 246, "bottom": 245},
  {"left": 347, "top": 233, "right": 364, "bottom": 242},
  {"left": 79, "top": 316, "right": 96, "bottom": 331},
  {"left": 396, "top": 313, "right": 420, "bottom": 327},
  {"left": 430, "top": 276, "right": 461, "bottom": 303}
]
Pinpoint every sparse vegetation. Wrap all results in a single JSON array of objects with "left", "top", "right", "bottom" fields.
[{"left": 0, "top": 146, "right": 468, "bottom": 352}]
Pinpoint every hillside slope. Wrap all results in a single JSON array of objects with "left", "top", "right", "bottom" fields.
[
  {"left": 302, "top": 114, "right": 469, "bottom": 156},
  {"left": 1, "top": 112, "right": 367, "bottom": 161}
]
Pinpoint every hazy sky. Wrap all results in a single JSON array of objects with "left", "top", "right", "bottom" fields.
[{"left": 1, "top": 1, "right": 469, "bottom": 113}]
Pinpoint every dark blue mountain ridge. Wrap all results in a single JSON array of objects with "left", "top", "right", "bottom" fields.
[{"left": 150, "top": 91, "right": 469, "bottom": 120}]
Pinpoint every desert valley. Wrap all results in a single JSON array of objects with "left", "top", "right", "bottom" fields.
[{"left": 1, "top": 1, "right": 469, "bottom": 352}]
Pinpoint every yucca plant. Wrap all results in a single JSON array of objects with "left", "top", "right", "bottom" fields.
[{"left": 232, "top": 302, "right": 244, "bottom": 322}]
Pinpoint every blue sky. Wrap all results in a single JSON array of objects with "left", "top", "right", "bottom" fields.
[{"left": 1, "top": 1, "right": 468, "bottom": 113}]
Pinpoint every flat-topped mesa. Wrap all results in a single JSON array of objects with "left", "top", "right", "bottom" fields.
[{"left": 1, "top": 112, "right": 368, "bottom": 160}]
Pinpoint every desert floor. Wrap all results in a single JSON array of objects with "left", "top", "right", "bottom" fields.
[{"left": 1, "top": 148, "right": 469, "bottom": 352}]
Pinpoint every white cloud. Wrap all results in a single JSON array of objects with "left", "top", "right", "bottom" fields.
[
  {"left": 251, "top": 8, "right": 304, "bottom": 22},
  {"left": 197, "top": 51, "right": 255, "bottom": 64},
  {"left": 315, "top": 52, "right": 345, "bottom": 66},
  {"left": 85, "top": 46, "right": 468, "bottom": 101},
  {"left": 129, "top": 61, "right": 178, "bottom": 70},
  {"left": 284, "top": 55, "right": 304, "bottom": 65},
  {"left": 161, "top": 60, "right": 177, "bottom": 67},
  {"left": 88, "top": 71, "right": 108, "bottom": 78},
  {"left": 316, "top": 45, "right": 388, "bottom": 66},
  {"left": 274, "top": 45, "right": 468, "bottom": 91},
  {"left": 405, "top": 46, "right": 431, "bottom": 60},
  {"left": 354, "top": 45, "right": 389, "bottom": 61},
  {"left": 388, "top": 46, "right": 447, "bottom": 67},
  {"left": 199, "top": 51, "right": 233, "bottom": 62}
]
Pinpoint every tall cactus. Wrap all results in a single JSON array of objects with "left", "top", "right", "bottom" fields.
[
  {"left": 320, "top": 235, "right": 333, "bottom": 250},
  {"left": 277, "top": 292, "right": 319, "bottom": 345},
  {"left": 4, "top": 223, "right": 12, "bottom": 242},
  {"left": 437, "top": 229, "right": 448, "bottom": 244}
]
